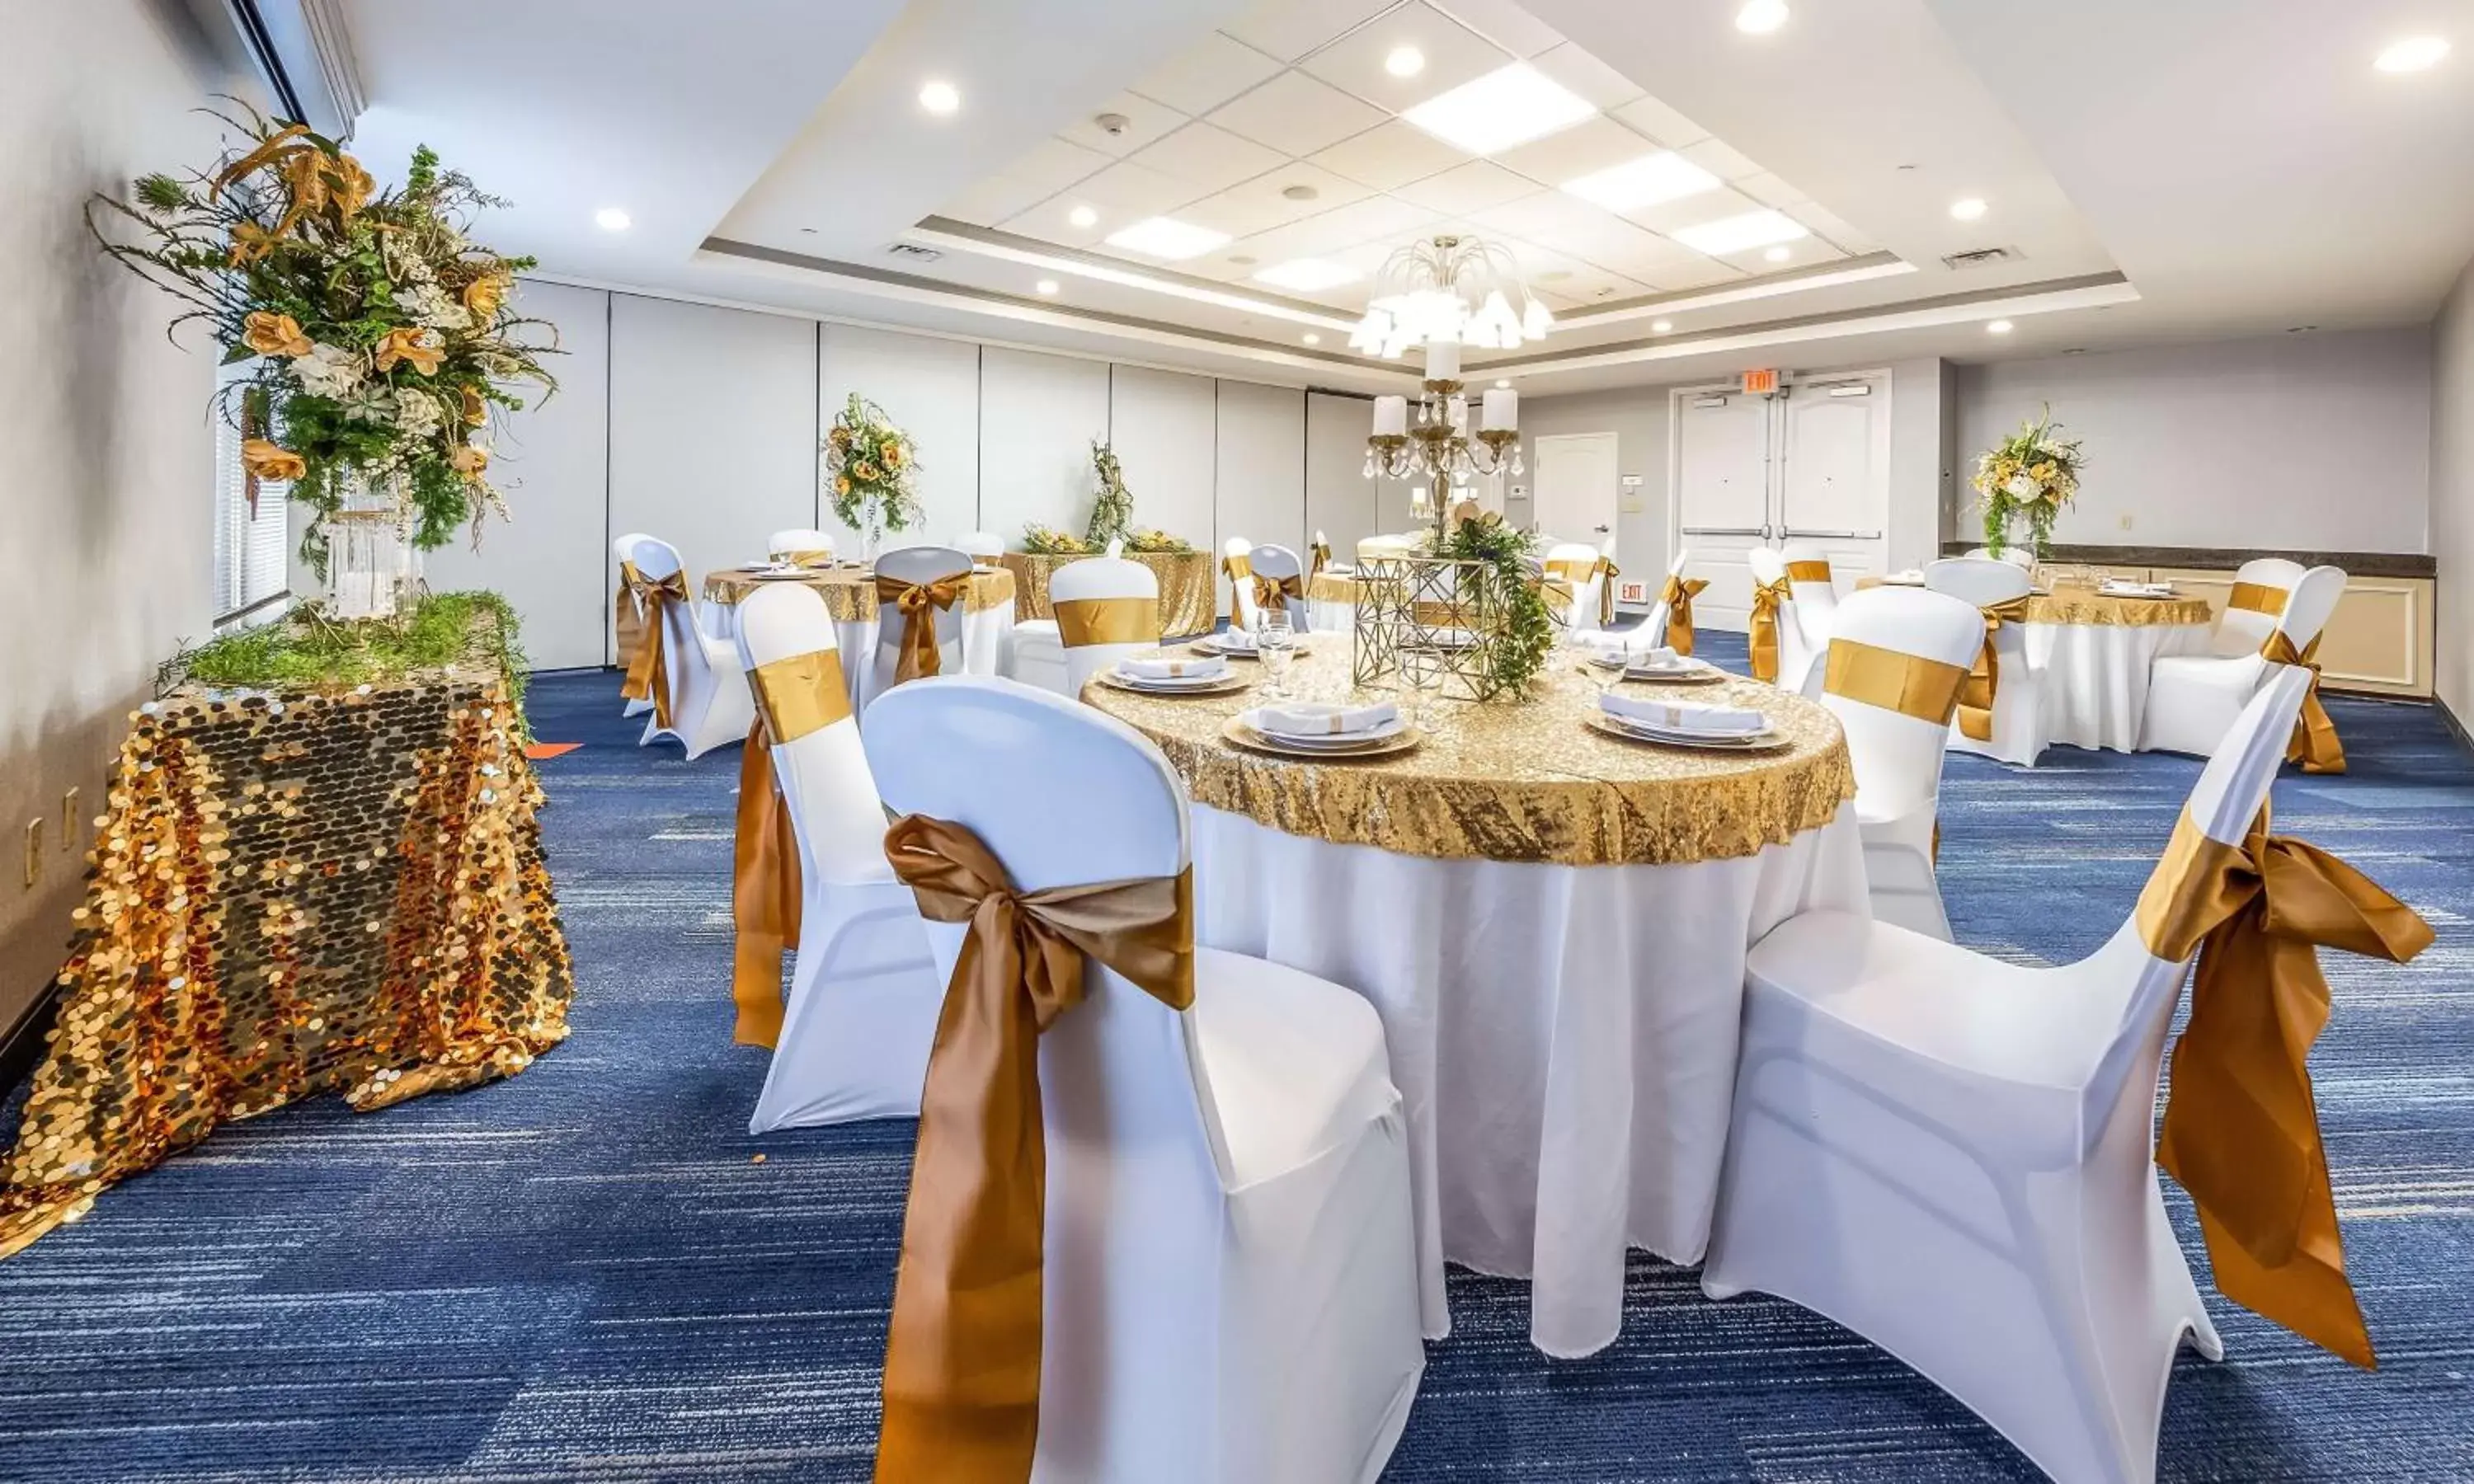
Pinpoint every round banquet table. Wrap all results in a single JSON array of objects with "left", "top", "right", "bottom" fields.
[
  {"left": 700, "top": 564, "right": 1014, "bottom": 712},
  {"left": 1084, "top": 646, "right": 1865, "bottom": 1356},
  {"left": 1004, "top": 549, "right": 1217, "bottom": 638}
]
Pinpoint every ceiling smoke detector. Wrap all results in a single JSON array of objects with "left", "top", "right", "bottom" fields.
[
  {"left": 1094, "top": 111, "right": 1132, "bottom": 138},
  {"left": 1282, "top": 183, "right": 1320, "bottom": 201},
  {"left": 886, "top": 242, "right": 944, "bottom": 262},
  {"left": 1940, "top": 246, "right": 2015, "bottom": 270}
]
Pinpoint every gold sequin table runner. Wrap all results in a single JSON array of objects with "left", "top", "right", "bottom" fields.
[
  {"left": 1083, "top": 647, "right": 1854, "bottom": 868},
  {"left": 1003, "top": 551, "right": 1216, "bottom": 637},
  {"left": 703, "top": 564, "right": 1016, "bottom": 619},
  {"left": 0, "top": 632, "right": 574, "bottom": 1257}
]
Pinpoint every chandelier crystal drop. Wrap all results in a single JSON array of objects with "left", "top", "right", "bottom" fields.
[{"left": 1347, "top": 233, "right": 1554, "bottom": 359}]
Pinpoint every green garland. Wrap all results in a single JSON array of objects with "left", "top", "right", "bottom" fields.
[
  {"left": 1084, "top": 439, "right": 1135, "bottom": 550},
  {"left": 162, "top": 590, "right": 530, "bottom": 733},
  {"left": 1437, "top": 514, "right": 1554, "bottom": 697}
]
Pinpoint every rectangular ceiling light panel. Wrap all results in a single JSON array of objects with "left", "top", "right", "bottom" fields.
[
  {"left": 1562, "top": 151, "right": 1721, "bottom": 211},
  {"left": 1402, "top": 63, "right": 1597, "bottom": 157},
  {"left": 1103, "top": 216, "right": 1234, "bottom": 260},
  {"left": 1669, "top": 209, "right": 1810, "bottom": 256},
  {"left": 1253, "top": 257, "right": 1363, "bottom": 292}
]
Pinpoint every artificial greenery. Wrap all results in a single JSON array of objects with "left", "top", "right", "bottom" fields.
[
  {"left": 823, "top": 393, "right": 924, "bottom": 549},
  {"left": 1084, "top": 439, "right": 1136, "bottom": 550},
  {"left": 1020, "top": 523, "right": 1093, "bottom": 556},
  {"left": 1123, "top": 527, "right": 1194, "bottom": 554},
  {"left": 1969, "top": 404, "right": 2083, "bottom": 560},
  {"left": 163, "top": 590, "right": 530, "bottom": 730},
  {"left": 1437, "top": 513, "right": 1554, "bottom": 697},
  {"left": 91, "top": 101, "right": 558, "bottom": 575}
]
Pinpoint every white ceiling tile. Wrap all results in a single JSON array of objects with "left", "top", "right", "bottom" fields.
[
  {"left": 1391, "top": 159, "right": 1543, "bottom": 214},
  {"left": 1300, "top": 2, "right": 1514, "bottom": 114},
  {"left": 1309, "top": 119, "right": 1470, "bottom": 191},
  {"left": 1528, "top": 42, "right": 1644, "bottom": 110},
  {"left": 1001, "top": 138, "right": 1116, "bottom": 194},
  {"left": 1223, "top": 0, "right": 1399, "bottom": 63},
  {"left": 1208, "top": 70, "right": 1390, "bottom": 157},
  {"left": 1056, "top": 92, "right": 1187, "bottom": 157},
  {"left": 1629, "top": 256, "right": 1746, "bottom": 292},
  {"left": 940, "top": 175, "right": 1056, "bottom": 228},
  {"left": 1236, "top": 195, "right": 1443, "bottom": 263},
  {"left": 1529, "top": 262, "right": 1650, "bottom": 307},
  {"left": 1623, "top": 185, "right": 1761, "bottom": 235},
  {"left": 1129, "top": 121, "right": 1290, "bottom": 195},
  {"left": 1430, "top": 0, "right": 1564, "bottom": 56},
  {"left": 1493, "top": 115, "right": 1666, "bottom": 189},
  {"left": 1678, "top": 137, "right": 1764, "bottom": 182},
  {"left": 1613, "top": 94, "right": 1710, "bottom": 148},
  {"left": 1785, "top": 203, "right": 1882, "bottom": 254},
  {"left": 1726, "top": 238, "right": 1848, "bottom": 275},
  {"left": 1075, "top": 157, "right": 1211, "bottom": 217},
  {"left": 1734, "top": 171, "right": 1806, "bottom": 210},
  {"left": 1177, "top": 161, "right": 1373, "bottom": 239},
  {"left": 999, "top": 196, "right": 1111, "bottom": 248},
  {"left": 1128, "top": 31, "right": 1287, "bottom": 115},
  {"left": 1470, "top": 192, "right": 1673, "bottom": 273}
]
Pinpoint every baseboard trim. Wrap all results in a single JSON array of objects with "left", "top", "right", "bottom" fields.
[
  {"left": 0, "top": 981, "right": 62, "bottom": 1101},
  {"left": 2439, "top": 694, "right": 2473, "bottom": 759}
]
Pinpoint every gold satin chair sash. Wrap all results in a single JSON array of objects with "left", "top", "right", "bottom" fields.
[
  {"left": 1053, "top": 595, "right": 1159, "bottom": 649},
  {"left": 2227, "top": 581, "right": 2289, "bottom": 617},
  {"left": 776, "top": 547, "right": 835, "bottom": 569},
  {"left": 877, "top": 573, "right": 967, "bottom": 686},
  {"left": 618, "top": 565, "right": 692, "bottom": 732},
  {"left": 1659, "top": 574, "right": 1710, "bottom": 656},
  {"left": 730, "top": 650, "right": 853, "bottom": 1047},
  {"left": 874, "top": 815, "right": 1196, "bottom": 1483},
  {"left": 1747, "top": 576, "right": 1792, "bottom": 684},
  {"left": 1545, "top": 556, "right": 1620, "bottom": 625},
  {"left": 2263, "top": 631, "right": 2345, "bottom": 774},
  {"left": 2135, "top": 807, "right": 2432, "bottom": 1368},
  {"left": 1954, "top": 595, "right": 2034, "bottom": 743},
  {"left": 1221, "top": 552, "right": 1255, "bottom": 622},
  {"left": 1823, "top": 638, "right": 1968, "bottom": 725},
  {"left": 1310, "top": 539, "right": 1331, "bottom": 577},
  {"left": 1252, "top": 571, "right": 1304, "bottom": 618},
  {"left": 1785, "top": 559, "right": 1833, "bottom": 586}
]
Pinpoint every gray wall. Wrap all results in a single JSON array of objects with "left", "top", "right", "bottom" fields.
[
  {"left": 1517, "top": 387, "right": 1671, "bottom": 597},
  {"left": 2433, "top": 257, "right": 2474, "bottom": 720}
]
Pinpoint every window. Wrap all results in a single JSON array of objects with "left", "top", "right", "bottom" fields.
[{"left": 212, "top": 365, "right": 291, "bottom": 622}]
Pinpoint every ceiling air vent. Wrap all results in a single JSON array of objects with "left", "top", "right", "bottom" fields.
[
  {"left": 1940, "top": 246, "right": 2016, "bottom": 270},
  {"left": 886, "top": 242, "right": 944, "bottom": 263}
]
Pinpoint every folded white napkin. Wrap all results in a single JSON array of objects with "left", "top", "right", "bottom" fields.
[
  {"left": 1212, "top": 627, "right": 1258, "bottom": 651},
  {"left": 1248, "top": 701, "right": 1398, "bottom": 738},
  {"left": 2101, "top": 579, "right": 2172, "bottom": 596},
  {"left": 1118, "top": 655, "right": 1228, "bottom": 681},
  {"left": 1586, "top": 632, "right": 1679, "bottom": 662},
  {"left": 1600, "top": 692, "right": 1765, "bottom": 735}
]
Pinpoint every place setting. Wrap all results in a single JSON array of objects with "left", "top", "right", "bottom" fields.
[
  {"left": 1089, "top": 649, "right": 1254, "bottom": 697},
  {"left": 1222, "top": 697, "right": 1422, "bottom": 760},
  {"left": 1584, "top": 689, "right": 1791, "bottom": 752},
  {"left": 1578, "top": 635, "right": 1729, "bottom": 686}
]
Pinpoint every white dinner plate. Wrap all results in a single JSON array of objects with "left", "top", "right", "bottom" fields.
[
  {"left": 1585, "top": 711, "right": 1789, "bottom": 752},
  {"left": 1249, "top": 715, "right": 1410, "bottom": 749},
  {"left": 1094, "top": 669, "right": 1251, "bottom": 697}
]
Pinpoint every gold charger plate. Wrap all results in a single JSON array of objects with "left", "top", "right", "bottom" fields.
[
  {"left": 1221, "top": 716, "right": 1421, "bottom": 761},
  {"left": 1583, "top": 711, "right": 1790, "bottom": 753},
  {"left": 1586, "top": 661, "right": 1727, "bottom": 687},
  {"left": 1195, "top": 640, "right": 1312, "bottom": 660},
  {"left": 1091, "top": 669, "right": 1255, "bottom": 697}
]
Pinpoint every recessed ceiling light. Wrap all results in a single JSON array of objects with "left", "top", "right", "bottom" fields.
[
  {"left": 918, "top": 80, "right": 961, "bottom": 115},
  {"left": 1736, "top": 0, "right": 1790, "bottom": 35},
  {"left": 594, "top": 207, "right": 631, "bottom": 232},
  {"left": 1227, "top": 254, "right": 1258, "bottom": 266},
  {"left": 1253, "top": 257, "right": 1362, "bottom": 292},
  {"left": 1561, "top": 151, "right": 1722, "bottom": 211},
  {"left": 1104, "top": 216, "right": 1232, "bottom": 260},
  {"left": 1651, "top": 319, "right": 1674, "bottom": 333},
  {"left": 1385, "top": 46, "right": 1426, "bottom": 78},
  {"left": 1987, "top": 319, "right": 2014, "bottom": 335},
  {"left": 1493, "top": 378, "right": 1512, "bottom": 388},
  {"left": 1950, "top": 196, "right": 1988, "bottom": 221},
  {"left": 1763, "top": 245, "right": 1792, "bottom": 262},
  {"left": 1302, "top": 333, "right": 1322, "bottom": 345},
  {"left": 1068, "top": 204, "right": 1098, "bottom": 228},
  {"left": 1034, "top": 279, "right": 1060, "bottom": 296},
  {"left": 1403, "top": 63, "right": 1597, "bottom": 156},
  {"left": 1670, "top": 209, "right": 1809, "bottom": 255},
  {"left": 2375, "top": 36, "right": 2450, "bottom": 73}
]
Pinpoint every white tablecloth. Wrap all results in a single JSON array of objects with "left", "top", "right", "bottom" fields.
[
  {"left": 698, "top": 597, "right": 1012, "bottom": 713},
  {"left": 1190, "top": 801, "right": 1869, "bottom": 1357},
  {"left": 2025, "top": 621, "right": 2211, "bottom": 753}
]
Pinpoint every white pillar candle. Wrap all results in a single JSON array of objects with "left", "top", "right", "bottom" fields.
[
  {"left": 1372, "top": 394, "right": 1409, "bottom": 437},
  {"left": 1423, "top": 338, "right": 1461, "bottom": 382},
  {"left": 1482, "top": 387, "right": 1519, "bottom": 431}
]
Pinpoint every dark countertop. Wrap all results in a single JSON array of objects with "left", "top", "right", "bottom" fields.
[{"left": 1938, "top": 542, "right": 2434, "bottom": 579}]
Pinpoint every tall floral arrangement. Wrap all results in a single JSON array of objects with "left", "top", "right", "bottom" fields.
[
  {"left": 823, "top": 393, "right": 924, "bottom": 555},
  {"left": 1969, "top": 405, "right": 2083, "bottom": 559},
  {"left": 90, "top": 102, "right": 557, "bottom": 575},
  {"left": 1084, "top": 439, "right": 1135, "bottom": 550}
]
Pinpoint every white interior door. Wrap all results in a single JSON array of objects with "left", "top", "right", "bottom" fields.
[
  {"left": 1777, "top": 375, "right": 1890, "bottom": 589},
  {"left": 1674, "top": 392, "right": 1771, "bottom": 630},
  {"left": 1532, "top": 432, "right": 1619, "bottom": 551}
]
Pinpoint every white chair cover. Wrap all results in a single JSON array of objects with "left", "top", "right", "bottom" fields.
[
  {"left": 1962, "top": 544, "right": 2036, "bottom": 570},
  {"left": 613, "top": 531, "right": 656, "bottom": 717},
  {"left": 1926, "top": 556, "right": 2049, "bottom": 768},
  {"left": 1703, "top": 667, "right": 2315, "bottom": 1484},
  {"left": 769, "top": 527, "right": 835, "bottom": 563},
  {"left": 1249, "top": 543, "right": 1310, "bottom": 631},
  {"left": 1817, "top": 587, "right": 1985, "bottom": 941},
  {"left": 1641, "top": 547, "right": 1692, "bottom": 650},
  {"left": 870, "top": 544, "right": 975, "bottom": 703},
  {"left": 1747, "top": 547, "right": 1819, "bottom": 694},
  {"left": 2138, "top": 564, "right": 2343, "bottom": 761},
  {"left": 1778, "top": 541, "right": 1840, "bottom": 657},
  {"left": 621, "top": 534, "right": 754, "bottom": 759},
  {"left": 1222, "top": 535, "right": 1261, "bottom": 633},
  {"left": 955, "top": 529, "right": 1006, "bottom": 561},
  {"left": 862, "top": 676, "right": 1425, "bottom": 1483},
  {"left": 734, "top": 585, "right": 940, "bottom": 1132},
  {"left": 1055, "top": 556, "right": 1162, "bottom": 696},
  {"left": 1542, "top": 542, "right": 1609, "bottom": 636},
  {"left": 2207, "top": 556, "right": 2305, "bottom": 657}
]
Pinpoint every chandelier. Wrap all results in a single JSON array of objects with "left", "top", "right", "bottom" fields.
[
  {"left": 1362, "top": 335, "right": 1523, "bottom": 522},
  {"left": 1347, "top": 233, "right": 1554, "bottom": 359}
]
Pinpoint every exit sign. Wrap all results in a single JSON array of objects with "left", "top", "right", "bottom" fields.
[{"left": 1741, "top": 369, "right": 1780, "bottom": 395}]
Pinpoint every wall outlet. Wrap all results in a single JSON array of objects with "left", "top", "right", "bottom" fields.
[{"left": 2118, "top": 514, "right": 2133, "bottom": 530}]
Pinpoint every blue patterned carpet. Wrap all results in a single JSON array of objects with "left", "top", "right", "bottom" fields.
[{"left": 3, "top": 636, "right": 2471, "bottom": 1482}]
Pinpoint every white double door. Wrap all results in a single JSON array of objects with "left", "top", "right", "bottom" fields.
[{"left": 1672, "top": 372, "right": 1890, "bottom": 632}]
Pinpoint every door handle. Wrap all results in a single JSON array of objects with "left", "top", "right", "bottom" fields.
[
  {"left": 1783, "top": 528, "right": 1881, "bottom": 540},
  {"left": 1681, "top": 526, "right": 1765, "bottom": 537}
]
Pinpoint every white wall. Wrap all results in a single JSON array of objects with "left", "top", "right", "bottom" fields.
[
  {"left": 2433, "top": 257, "right": 2474, "bottom": 720},
  {"left": 1886, "top": 357, "right": 1950, "bottom": 573},
  {"left": 821, "top": 322, "right": 980, "bottom": 552},
  {"left": 1517, "top": 387, "right": 1671, "bottom": 604},
  {"left": 1108, "top": 365, "right": 1216, "bottom": 552},
  {"left": 2, "top": 0, "right": 235, "bottom": 1030},
  {"left": 978, "top": 346, "right": 1111, "bottom": 543},
  {"left": 1214, "top": 379, "right": 1307, "bottom": 559},
  {"left": 1955, "top": 329, "right": 2433, "bottom": 554}
]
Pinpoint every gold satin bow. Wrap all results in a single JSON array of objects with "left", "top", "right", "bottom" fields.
[
  {"left": 1545, "top": 557, "right": 1620, "bottom": 626},
  {"left": 1747, "top": 576, "right": 1792, "bottom": 684},
  {"left": 2263, "top": 632, "right": 2345, "bottom": 774},
  {"left": 874, "top": 815, "right": 1196, "bottom": 1483},
  {"left": 2138, "top": 808, "right": 2432, "bottom": 1368},
  {"left": 1253, "top": 571, "right": 1304, "bottom": 619},
  {"left": 1659, "top": 574, "right": 1709, "bottom": 656},
  {"left": 1954, "top": 595, "right": 2034, "bottom": 743},
  {"left": 1310, "top": 540, "right": 1331, "bottom": 577},
  {"left": 729, "top": 650, "right": 853, "bottom": 1046},
  {"left": 877, "top": 573, "right": 967, "bottom": 686},
  {"left": 618, "top": 565, "right": 692, "bottom": 731}
]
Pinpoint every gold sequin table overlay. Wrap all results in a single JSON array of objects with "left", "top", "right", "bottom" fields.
[
  {"left": 1003, "top": 551, "right": 1216, "bottom": 637},
  {"left": 1084, "top": 647, "right": 1855, "bottom": 869},
  {"left": 1859, "top": 577, "right": 2213, "bottom": 628},
  {"left": 0, "top": 619, "right": 575, "bottom": 1258},
  {"left": 702, "top": 564, "right": 1016, "bottom": 619}
]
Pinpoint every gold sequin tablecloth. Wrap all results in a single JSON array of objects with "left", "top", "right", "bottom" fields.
[
  {"left": 1860, "top": 577, "right": 2213, "bottom": 627},
  {"left": 702, "top": 563, "right": 1016, "bottom": 618},
  {"left": 1003, "top": 550, "right": 1216, "bottom": 637},
  {"left": 0, "top": 635, "right": 573, "bottom": 1257}
]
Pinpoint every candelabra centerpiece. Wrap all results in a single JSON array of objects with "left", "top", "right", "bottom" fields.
[{"left": 1364, "top": 336, "right": 1525, "bottom": 538}]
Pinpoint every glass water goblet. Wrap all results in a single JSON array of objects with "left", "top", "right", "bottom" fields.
[{"left": 1257, "top": 610, "right": 1296, "bottom": 699}]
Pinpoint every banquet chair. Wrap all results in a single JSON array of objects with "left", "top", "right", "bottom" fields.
[
  {"left": 1747, "top": 547, "right": 1819, "bottom": 693},
  {"left": 619, "top": 534, "right": 754, "bottom": 759},
  {"left": 1222, "top": 535, "right": 1263, "bottom": 633},
  {"left": 2137, "top": 564, "right": 2342, "bottom": 762},
  {"left": 863, "top": 676, "right": 1425, "bottom": 1483},
  {"left": 1926, "top": 556, "right": 2049, "bottom": 768},
  {"left": 872, "top": 543, "right": 975, "bottom": 698},
  {"left": 2201, "top": 556, "right": 2305, "bottom": 658},
  {"left": 1964, "top": 545, "right": 2037, "bottom": 571},
  {"left": 1817, "top": 587, "right": 1986, "bottom": 941},
  {"left": 1639, "top": 548, "right": 1696, "bottom": 651},
  {"left": 955, "top": 529, "right": 1006, "bottom": 562},
  {"left": 1779, "top": 541, "right": 1841, "bottom": 655},
  {"left": 734, "top": 585, "right": 941, "bottom": 1132},
  {"left": 1703, "top": 668, "right": 2316, "bottom": 1484},
  {"left": 1007, "top": 556, "right": 1162, "bottom": 699},
  {"left": 613, "top": 532, "right": 656, "bottom": 718},
  {"left": 1542, "top": 542, "right": 1611, "bottom": 636},
  {"left": 1250, "top": 543, "right": 1311, "bottom": 630},
  {"left": 769, "top": 527, "right": 836, "bottom": 566}
]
